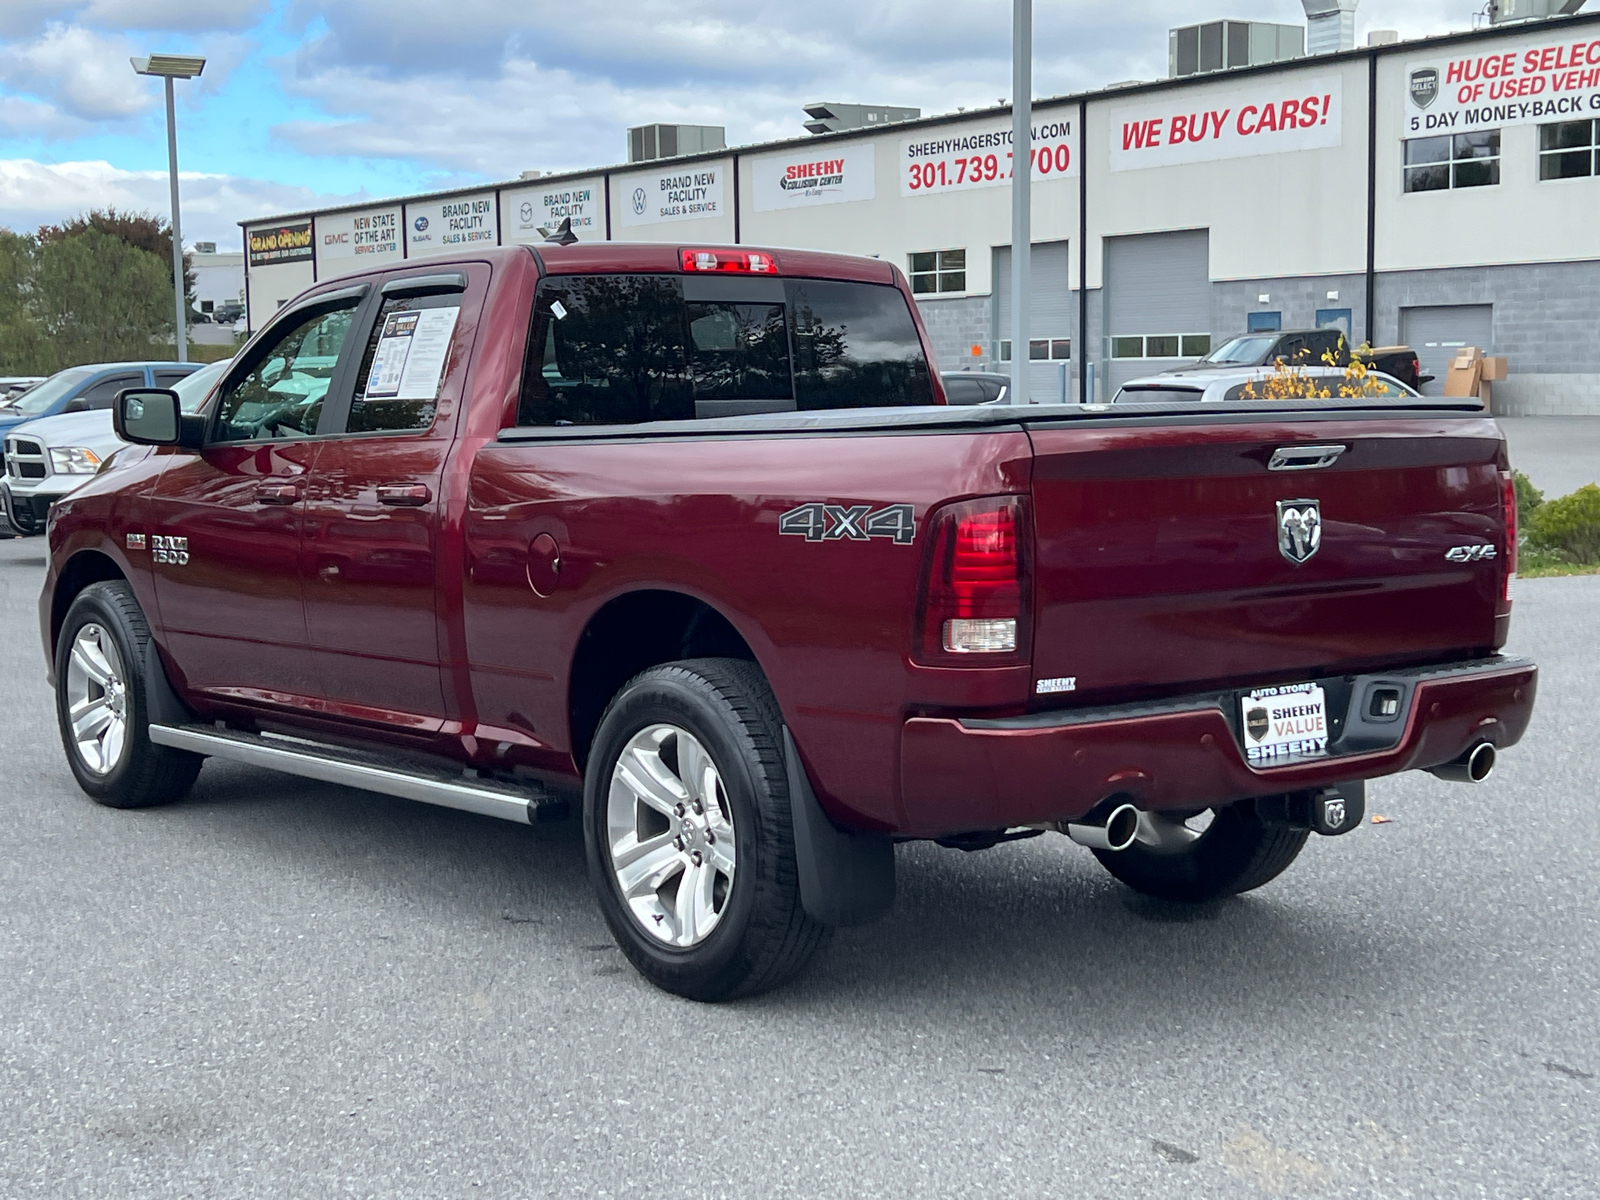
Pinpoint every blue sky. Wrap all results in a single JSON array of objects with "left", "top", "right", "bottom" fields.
[{"left": 1, "top": 0, "right": 1473, "bottom": 248}]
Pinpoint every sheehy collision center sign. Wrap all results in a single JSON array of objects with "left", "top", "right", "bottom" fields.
[
  {"left": 751, "top": 143, "right": 875, "bottom": 211},
  {"left": 1403, "top": 32, "right": 1600, "bottom": 135},
  {"left": 899, "top": 114, "right": 1076, "bottom": 196},
  {"left": 617, "top": 163, "right": 726, "bottom": 227},
  {"left": 1108, "top": 76, "right": 1343, "bottom": 171}
]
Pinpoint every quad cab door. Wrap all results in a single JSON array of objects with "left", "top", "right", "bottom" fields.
[
  {"left": 148, "top": 285, "right": 368, "bottom": 701},
  {"left": 298, "top": 265, "right": 488, "bottom": 729}
]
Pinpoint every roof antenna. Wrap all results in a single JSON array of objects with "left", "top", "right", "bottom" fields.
[{"left": 538, "top": 216, "right": 578, "bottom": 245}]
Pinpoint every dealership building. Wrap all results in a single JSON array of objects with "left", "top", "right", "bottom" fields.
[{"left": 241, "top": 8, "right": 1600, "bottom": 413}]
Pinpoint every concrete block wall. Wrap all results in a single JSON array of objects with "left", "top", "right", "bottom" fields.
[
  {"left": 1492, "top": 374, "right": 1600, "bottom": 417},
  {"left": 1211, "top": 274, "right": 1370, "bottom": 344},
  {"left": 915, "top": 295, "right": 992, "bottom": 374}
]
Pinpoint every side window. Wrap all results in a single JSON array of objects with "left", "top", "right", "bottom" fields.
[
  {"left": 77, "top": 374, "right": 143, "bottom": 411},
  {"left": 785, "top": 279, "right": 934, "bottom": 409},
  {"left": 518, "top": 275, "right": 690, "bottom": 426},
  {"left": 214, "top": 304, "right": 358, "bottom": 442},
  {"left": 152, "top": 370, "right": 191, "bottom": 389},
  {"left": 345, "top": 292, "right": 463, "bottom": 434}
]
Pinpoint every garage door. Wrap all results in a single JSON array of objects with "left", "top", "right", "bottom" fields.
[
  {"left": 1400, "top": 305, "right": 1493, "bottom": 397},
  {"left": 1105, "top": 229, "right": 1212, "bottom": 396},
  {"left": 994, "top": 241, "right": 1073, "bottom": 402}
]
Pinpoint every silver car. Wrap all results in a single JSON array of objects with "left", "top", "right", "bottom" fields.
[{"left": 1113, "top": 366, "right": 1421, "bottom": 405}]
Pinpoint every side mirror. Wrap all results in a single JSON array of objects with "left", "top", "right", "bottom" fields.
[{"left": 113, "top": 389, "right": 204, "bottom": 447}]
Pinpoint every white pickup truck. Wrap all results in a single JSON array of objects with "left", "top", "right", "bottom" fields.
[{"left": 3, "top": 359, "right": 230, "bottom": 535}]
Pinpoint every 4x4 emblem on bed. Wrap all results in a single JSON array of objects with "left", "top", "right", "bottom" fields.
[{"left": 1277, "top": 499, "right": 1321, "bottom": 565}]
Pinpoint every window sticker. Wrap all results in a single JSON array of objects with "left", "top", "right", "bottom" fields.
[{"left": 366, "top": 306, "right": 461, "bottom": 400}]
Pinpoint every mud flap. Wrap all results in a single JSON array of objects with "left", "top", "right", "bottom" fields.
[
  {"left": 142, "top": 639, "right": 195, "bottom": 729},
  {"left": 783, "top": 727, "right": 895, "bottom": 927}
]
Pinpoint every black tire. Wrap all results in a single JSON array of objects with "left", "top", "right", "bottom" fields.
[
  {"left": 55, "top": 581, "right": 203, "bottom": 809},
  {"left": 583, "top": 658, "right": 828, "bottom": 1001},
  {"left": 1091, "top": 800, "right": 1309, "bottom": 902}
]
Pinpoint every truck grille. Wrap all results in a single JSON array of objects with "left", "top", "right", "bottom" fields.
[{"left": 4, "top": 437, "right": 48, "bottom": 480}]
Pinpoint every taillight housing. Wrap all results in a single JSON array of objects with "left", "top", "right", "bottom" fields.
[
  {"left": 679, "top": 248, "right": 779, "bottom": 274},
  {"left": 915, "top": 496, "right": 1031, "bottom": 666},
  {"left": 1499, "top": 468, "right": 1517, "bottom": 609}
]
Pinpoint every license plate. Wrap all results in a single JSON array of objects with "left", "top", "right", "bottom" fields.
[{"left": 1240, "top": 683, "right": 1330, "bottom": 765}]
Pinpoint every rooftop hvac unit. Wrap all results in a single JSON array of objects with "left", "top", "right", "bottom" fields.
[
  {"left": 1302, "top": 0, "right": 1359, "bottom": 55},
  {"left": 802, "top": 102, "right": 921, "bottom": 135},
  {"left": 627, "top": 124, "right": 726, "bottom": 164},
  {"left": 1489, "top": 0, "right": 1587, "bottom": 22},
  {"left": 1169, "top": 20, "right": 1304, "bottom": 77}
]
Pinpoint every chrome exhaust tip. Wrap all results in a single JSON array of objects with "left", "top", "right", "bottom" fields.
[
  {"left": 1065, "top": 802, "right": 1141, "bottom": 852},
  {"left": 1429, "top": 741, "right": 1497, "bottom": 784}
]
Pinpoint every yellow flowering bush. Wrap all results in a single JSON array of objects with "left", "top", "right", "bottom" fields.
[{"left": 1239, "top": 339, "right": 1399, "bottom": 400}]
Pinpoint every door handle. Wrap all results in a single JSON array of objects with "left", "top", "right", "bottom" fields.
[
  {"left": 255, "top": 482, "right": 301, "bottom": 504},
  {"left": 377, "top": 484, "right": 431, "bottom": 506}
]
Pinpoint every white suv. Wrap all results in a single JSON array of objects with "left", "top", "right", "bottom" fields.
[{"left": 3, "top": 358, "right": 231, "bottom": 535}]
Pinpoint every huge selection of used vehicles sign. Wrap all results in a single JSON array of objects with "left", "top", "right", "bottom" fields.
[
  {"left": 1109, "top": 75, "right": 1343, "bottom": 171},
  {"left": 1404, "top": 31, "right": 1600, "bottom": 134}
]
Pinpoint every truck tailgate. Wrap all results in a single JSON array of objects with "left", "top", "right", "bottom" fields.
[{"left": 1025, "top": 415, "right": 1508, "bottom": 704}]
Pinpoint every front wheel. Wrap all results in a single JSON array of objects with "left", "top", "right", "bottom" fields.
[
  {"left": 1090, "top": 800, "right": 1309, "bottom": 902},
  {"left": 583, "top": 658, "right": 827, "bottom": 1001},
  {"left": 55, "top": 581, "right": 203, "bottom": 808}
]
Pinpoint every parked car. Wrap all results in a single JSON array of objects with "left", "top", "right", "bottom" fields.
[
  {"left": 0, "top": 376, "right": 47, "bottom": 404},
  {"left": 1113, "top": 366, "right": 1420, "bottom": 405},
  {"left": 40, "top": 243, "right": 1535, "bottom": 1001},
  {"left": 3, "top": 359, "right": 231, "bottom": 535},
  {"left": 1165, "top": 331, "right": 1432, "bottom": 392},
  {"left": 940, "top": 370, "right": 1013, "bottom": 405},
  {"left": 0, "top": 361, "right": 203, "bottom": 442}
]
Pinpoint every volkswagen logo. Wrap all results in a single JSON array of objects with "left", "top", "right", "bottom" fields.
[
  {"left": 1277, "top": 499, "right": 1322, "bottom": 565},
  {"left": 632, "top": 187, "right": 648, "bottom": 216}
]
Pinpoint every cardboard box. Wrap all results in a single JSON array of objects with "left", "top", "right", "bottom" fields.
[
  {"left": 1480, "top": 355, "right": 1508, "bottom": 382},
  {"left": 1442, "top": 346, "right": 1483, "bottom": 398}
]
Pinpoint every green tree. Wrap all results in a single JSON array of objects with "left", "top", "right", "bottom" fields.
[
  {"left": 36, "top": 208, "right": 194, "bottom": 303},
  {"left": 27, "top": 228, "right": 174, "bottom": 367},
  {"left": 0, "top": 230, "right": 49, "bottom": 374}
]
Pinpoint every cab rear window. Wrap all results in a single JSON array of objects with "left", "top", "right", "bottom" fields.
[{"left": 516, "top": 274, "right": 933, "bottom": 427}]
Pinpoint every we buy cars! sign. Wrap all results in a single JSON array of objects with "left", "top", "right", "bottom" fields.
[
  {"left": 1108, "top": 75, "right": 1343, "bottom": 171},
  {"left": 1404, "top": 31, "right": 1600, "bottom": 135}
]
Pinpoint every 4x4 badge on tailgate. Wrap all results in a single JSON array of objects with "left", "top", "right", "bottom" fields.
[{"left": 1277, "top": 499, "right": 1321, "bottom": 565}]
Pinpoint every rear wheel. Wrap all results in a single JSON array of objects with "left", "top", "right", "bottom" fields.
[
  {"left": 583, "top": 658, "right": 827, "bottom": 1001},
  {"left": 1090, "top": 800, "right": 1308, "bottom": 902},
  {"left": 55, "top": 581, "right": 203, "bottom": 808}
]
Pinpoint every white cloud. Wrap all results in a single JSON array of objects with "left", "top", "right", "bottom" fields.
[
  {"left": 81, "top": 0, "right": 272, "bottom": 33},
  {"left": 0, "top": 158, "right": 367, "bottom": 246},
  {"left": 0, "top": 25, "right": 152, "bottom": 121}
]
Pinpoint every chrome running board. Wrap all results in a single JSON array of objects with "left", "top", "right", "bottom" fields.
[{"left": 149, "top": 723, "right": 568, "bottom": 825}]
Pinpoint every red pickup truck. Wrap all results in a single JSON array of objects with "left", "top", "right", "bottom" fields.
[{"left": 40, "top": 242, "right": 1536, "bottom": 1000}]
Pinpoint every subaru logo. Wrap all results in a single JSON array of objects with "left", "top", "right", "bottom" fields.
[
  {"left": 413, "top": 215, "right": 429, "bottom": 232},
  {"left": 632, "top": 187, "right": 648, "bottom": 216},
  {"left": 1277, "top": 499, "right": 1322, "bottom": 565},
  {"left": 1409, "top": 68, "right": 1439, "bottom": 110}
]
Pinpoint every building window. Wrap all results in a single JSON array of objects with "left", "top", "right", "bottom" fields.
[
  {"left": 1404, "top": 130, "right": 1500, "bottom": 192},
  {"left": 1539, "top": 119, "right": 1598, "bottom": 180},
  {"left": 1248, "top": 311, "right": 1282, "bottom": 333},
  {"left": 999, "top": 337, "right": 1070, "bottom": 361},
  {"left": 1110, "top": 334, "right": 1211, "bottom": 359},
  {"left": 909, "top": 249, "right": 966, "bottom": 294},
  {"left": 200, "top": 300, "right": 214, "bottom": 314}
]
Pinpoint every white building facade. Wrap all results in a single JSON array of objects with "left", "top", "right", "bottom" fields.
[{"left": 242, "top": 15, "right": 1600, "bottom": 414}]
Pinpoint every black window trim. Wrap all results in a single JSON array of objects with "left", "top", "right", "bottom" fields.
[{"left": 207, "top": 282, "right": 372, "bottom": 445}]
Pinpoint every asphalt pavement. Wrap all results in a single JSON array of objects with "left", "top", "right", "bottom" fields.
[
  {"left": 1, "top": 537, "right": 1596, "bottom": 1199},
  {"left": 1498, "top": 415, "right": 1600, "bottom": 499}
]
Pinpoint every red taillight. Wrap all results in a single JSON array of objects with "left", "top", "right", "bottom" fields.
[
  {"left": 917, "top": 496, "right": 1030, "bottom": 663},
  {"left": 1500, "top": 468, "right": 1517, "bottom": 607},
  {"left": 679, "top": 248, "right": 779, "bottom": 274}
]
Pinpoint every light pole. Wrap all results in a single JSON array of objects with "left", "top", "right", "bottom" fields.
[
  {"left": 1010, "top": 0, "right": 1032, "bottom": 404},
  {"left": 131, "top": 53, "right": 206, "bottom": 364}
]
